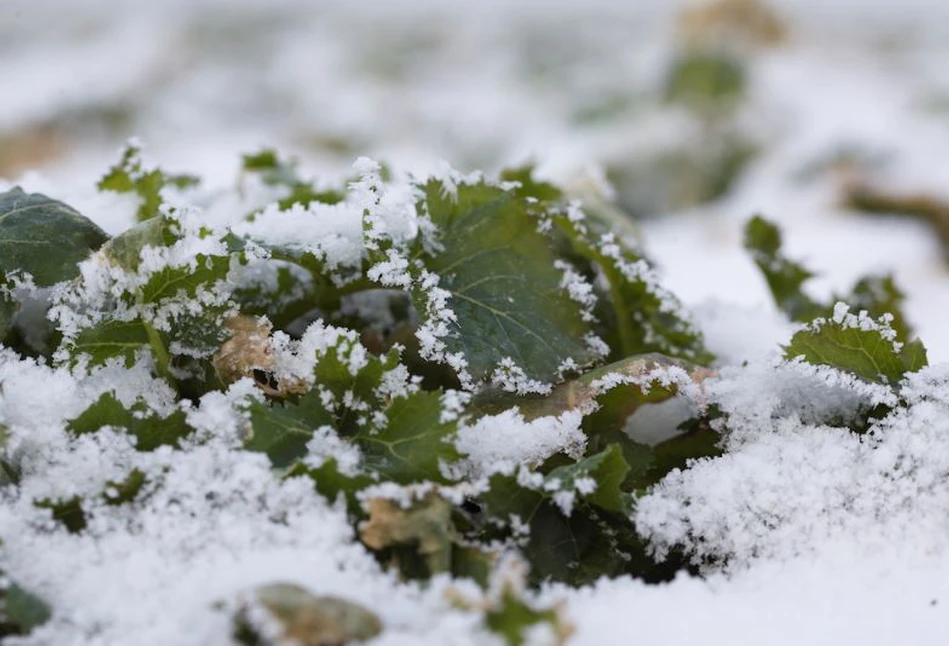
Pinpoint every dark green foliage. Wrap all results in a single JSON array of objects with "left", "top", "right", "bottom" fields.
[{"left": 0, "top": 187, "right": 109, "bottom": 286}]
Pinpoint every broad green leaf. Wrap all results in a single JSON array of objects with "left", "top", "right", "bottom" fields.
[
  {"left": 139, "top": 254, "right": 234, "bottom": 305},
  {"left": 99, "top": 143, "right": 198, "bottom": 221},
  {"left": 476, "top": 446, "right": 645, "bottom": 585},
  {"left": 412, "top": 179, "right": 598, "bottom": 385},
  {"left": 498, "top": 165, "right": 563, "bottom": 202},
  {"left": 69, "top": 319, "right": 151, "bottom": 368},
  {"left": 744, "top": 215, "right": 824, "bottom": 322},
  {"left": 67, "top": 392, "right": 193, "bottom": 451},
  {"left": 353, "top": 390, "right": 460, "bottom": 485},
  {"left": 0, "top": 187, "right": 109, "bottom": 286},
  {"left": 785, "top": 313, "right": 927, "bottom": 384},
  {"left": 553, "top": 212, "right": 709, "bottom": 363},
  {"left": 0, "top": 575, "right": 52, "bottom": 638},
  {"left": 477, "top": 474, "right": 611, "bottom": 585},
  {"left": 66, "top": 217, "right": 240, "bottom": 371}
]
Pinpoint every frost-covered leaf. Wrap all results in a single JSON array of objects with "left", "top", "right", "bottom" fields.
[
  {"left": 0, "top": 187, "right": 109, "bottom": 286},
  {"left": 99, "top": 143, "right": 199, "bottom": 221},
  {"left": 0, "top": 574, "right": 52, "bottom": 638},
  {"left": 101, "top": 215, "right": 181, "bottom": 271},
  {"left": 847, "top": 274, "right": 912, "bottom": 342},
  {"left": 353, "top": 390, "right": 460, "bottom": 484},
  {"left": 409, "top": 178, "right": 599, "bottom": 386},
  {"left": 553, "top": 211, "right": 709, "bottom": 363},
  {"left": 69, "top": 319, "right": 151, "bottom": 368},
  {"left": 544, "top": 445, "right": 631, "bottom": 513},
  {"left": 234, "top": 583, "right": 381, "bottom": 646},
  {"left": 67, "top": 392, "right": 193, "bottom": 451},
  {"left": 785, "top": 304, "right": 927, "bottom": 384},
  {"left": 62, "top": 215, "right": 243, "bottom": 375},
  {"left": 474, "top": 444, "right": 655, "bottom": 585}
]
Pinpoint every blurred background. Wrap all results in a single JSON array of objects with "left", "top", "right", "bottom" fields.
[{"left": 5, "top": 0, "right": 949, "bottom": 357}]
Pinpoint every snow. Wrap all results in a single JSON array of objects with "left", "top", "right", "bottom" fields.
[{"left": 6, "top": 0, "right": 949, "bottom": 644}]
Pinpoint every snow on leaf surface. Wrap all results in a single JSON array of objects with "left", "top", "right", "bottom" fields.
[
  {"left": 785, "top": 303, "right": 927, "bottom": 385},
  {"left": 407, "top": 178, "right": 599, "bottom": 388}
]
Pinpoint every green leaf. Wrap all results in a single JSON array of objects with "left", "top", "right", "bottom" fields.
[
  {"left": 99, "top": 143, "right": 198, "bottom": 221},
  {"left": 411, "top": 178, "right": 598, "bottom": 385},
  {"left": 69, "top": 319, "right": 151, "bottom": 368},
  {"left": 0, "top": 576, "right": 52, "bottom": 637},
  {"left": 246, "top": 393, "right": 335, "bottom": 468},
  {"left": 553, "top": 212, "right": 709, "bottom": 363},
  {"left": 845, "top": 274, "right": 912, "bottom": 342},
  {"left": 545, "top": 445, "right": 630, "bottom": 513},
  {"left": 0, "top": 187, "right": 109, "bottom": 286},
  {"left": 67, "top": 392, "right": 193, "bottom": 451},
  {"left": 285, "top": 459, "right": 374, "bottom": 516},
  {"left": 743, "top": 215, "right": 824, "bottom": 322},
  {"left": 498, "top": 165, "right": 563, "bottom": 202},
  {"left": 476, "top": 445, "right": 649, "bottom": 586},
  {"left": 354, "top": 390, "right": 460, "bottom": 485},
  {"left": 785, "top": 310, "right": 927, "bottom": 384}
]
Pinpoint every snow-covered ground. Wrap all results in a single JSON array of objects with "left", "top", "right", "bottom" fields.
[{"left": 4, "top": 1, "right": 949, "bottom": 644}]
